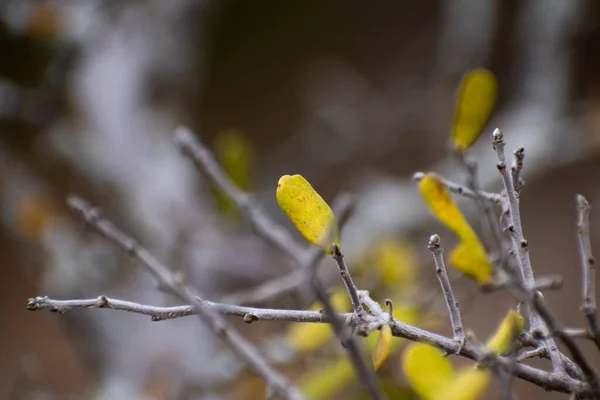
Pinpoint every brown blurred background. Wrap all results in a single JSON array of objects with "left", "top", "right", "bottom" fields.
[{"left": 1, "top": 1, "right": 600, "bottom": 399}]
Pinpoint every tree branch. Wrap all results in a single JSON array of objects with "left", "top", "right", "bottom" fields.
[
  {"left": 27, "top": 295, "right": 348, "bottom": 324},
  {"left": 63, "top": 195, "right": 306, "bottom": 400},
  {"left": 331, "top": 244, "right": 365, "bottom": 316},
  {"left": 413, "top": 171, "right": 502, "bottom": 204},
  {"left": 576, "top": 194, "right": 600, "bottom": 350},
  {"left": 428, "top": 234, "right": 465, "bottom": 351}
]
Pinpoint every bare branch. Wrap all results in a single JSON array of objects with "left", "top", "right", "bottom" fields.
[
  {"left": 480, "top": 275, "right": 563, "bottom": 294},
  {"left": 174, "top": 126, "right": 305, "bottom": 266},
  {"left": 517, "top": 347, "right": 547, "bottom": 362},
  {"left": 174, "top": 127, "right": 383, "bottom": 399},
  {"left": 576, "top": 194, "right": 600, "bottom": 350},
  {"left": 26, "top": 295, "right": 348, "bottom": 324},
  {"left": 512, "top": 147, "right": 525, "bottom": 193},
  {"left": 64, "top": 195, "right": 306, "bottom": 400},
  {"left": 331, "top": 244, "right": 365, "bottom": 316},
  {"left": 428, "top": 234, "right": 465, "bottom": 351}
]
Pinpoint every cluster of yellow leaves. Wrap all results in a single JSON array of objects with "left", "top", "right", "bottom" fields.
[
  {"left": 418, "top": 173, "right": 492, "bottom": 283},
  {"left": 402, "top": 309, "right": 523, "bottom": 400},
  {"left": 451, "top": 68, "right": 497, "bottom": 152},
  {"left": 276, "top": 174, "right": 339, "bottom": 253},
  {"left": 356, "top": 238, "right": 418, "bottom": 290}
]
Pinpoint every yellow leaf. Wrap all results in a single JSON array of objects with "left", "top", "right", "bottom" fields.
[
  {"left": 276, "top": 174, "right": 339, "bottom": 252},
  {"left": 402, "top": 343, "right": 454, "bottom": 400},
  {"left": 375, "top": 239, "right": 418, "bottom": 288},
  {"left": 485, "top": 309, "right": 524, "bottom": 355},
  {"left": 433, "top": 368, "right": 491, "bottom": 400},
  {"left": 418, "top": 173, "right": 492, "bottom": 283},
  {"left": 451, "top": 68, "right": 497, "bottom": 151},
  {"left": 286, "top": 289, "right": 349, "bottom": 352},
  {"left": 299, "top": 355, "right": 355, "bottom": 399},
  {"left": 372, "top": 324, "right": 393, "bottom": 370},
  {"left": 449, "top": 241, "right": 493, "bottom": 284},
  {"left": 214, "top": 129, "right": 253, "bottom": 215}
]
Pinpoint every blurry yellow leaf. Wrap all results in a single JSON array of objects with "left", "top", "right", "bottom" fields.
[
  {"left": 433, "top": 368, "right": 491, "bottom": 400},
  {"left": 300, "top": 355, "right": 354, "bottom": 399},
  {"left": 419, "top": 173, "right": 492, "bottom": 283},
  {"left": 402, "top": 343, "right": 454, "bottom": 400},
  {"left": 372, "top": 324, "right": 393, "bottom": 370},
  {"left": 214, "top": 129, "right": 253, "bottom": 215},
  {"left": 485, "top": 309, "right": 524, "bottom": 355},
  {"left": 375, "top": 239, "right": 418, "bottom": 288},
  {"left": 286, "top": 289, "right": 349, "bottom": 352},
  {"left": 449, "top": 241, "right": 493, "bottom": 284},
  {"left": 451, "top": 68, "right": 497, "bottom": 151},
  {"left": 276, "top": 174, "right": 339, "bottom": 252}
]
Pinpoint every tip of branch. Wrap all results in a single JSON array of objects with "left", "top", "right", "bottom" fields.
[
  {"left": 576, "top": 194, "right": 591, "bottom": 210},
  {"left": 173, "top": 126, "right": 196, "bottom": 149},
  {"left": 412, "top": 172, "right": 425, "bottom": 182},
  {"left": 492, "top": 128, "right": 503, "bottom": 141},
  {"left": 428, "top": 234, "right": 441, "bottom": 250},
  {"left": 66, "top": 194, "right": 86, "bottom": 211}
]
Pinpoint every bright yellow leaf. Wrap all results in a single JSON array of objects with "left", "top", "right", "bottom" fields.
[
  {"left": 485, "top": 309, "right": 524, "bottom": 355},
  {"left": 286, "top": 289, "right": 350, "bottom": 352},
  {"left": 418, "top": 173, "right": 492, "bottom": 283},
  {"left": 372, "top": 324, "right": 393, "bottom": 370},
  {"left": 276, "top": 174, "right": 339, "bottom": 252},
  {"left": 433, "top": 368, "right": 491, "bottom": 400},
  {"left": 451, "top": 68, "right": 497, "bottom": 151},
  {"left": 402, "top": 343, "right": 454, "bottom": 400}
]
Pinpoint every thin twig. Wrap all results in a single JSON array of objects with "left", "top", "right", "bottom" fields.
[
  {"left": 26, "top": 295, "right": 350, "bottom": 324},
  {"left": 511, "top": 147, "right": 525, "bottom": 193},
  {"left": 576, "top": 194, "right": 600, "bottom": 350},
  {"left": 174, "top": 127, "right": 305, "bottom": 266},
  {"left": 428, "top": 234, "right": 465, "bottom": 351},
  {"left": 517, "top": 347, "right": 547, "bottom": 362},
  {"left": 412, "top": 171, "right": 502, "bottom": 203},
  {"left": 331, "top": 244, "right": 365, "bottom": 316},
  {"left": 480, "top": 275, "right": 563, "bottom": 294},
  {"left": 64, "top": 196, "right": 306, "bottom": 400}
]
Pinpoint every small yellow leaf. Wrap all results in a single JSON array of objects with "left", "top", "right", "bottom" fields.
[
  {"left": 286, "top": 289, "right": 350, "bottom": 352},
  {"left": 213, "top": 129, "right": 253, "bottom": 215},
  {"left": 372, "top": 324, "right": 393, "bottom": 370},
  {"left": 276, "top": 174, "right": 339, "bottom": 252},
  {"left": 402, "top": 343, "right": 454, "bottom": 400},
  {"left": 433, "top": 368, "right": 491, "bottom": 400},
  {"left": 449, "top": 241, "right": 493, "bottom": 284},
  {"left": 451, "top": 68, "right": 497, "bottom": 151},
  {"left": 419, "top": 173, "right": 492, "bottom": 283},
  {"left": 485, "top": 309, "right": 524, "bottom": 355}
]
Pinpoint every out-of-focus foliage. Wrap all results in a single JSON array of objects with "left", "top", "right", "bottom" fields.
[
  {"left": 402, "top": 342, "right": 490, "bottom": 400},
  {"left": 371, "top": 324, "right": 392, "bottom": 370},
  {"left": 484, "top": 309, "right": 524, "bottom": 355},
  {"left": 451, "top": 68, "right": 497, "bottom": 152},
  {"left": 286, "top": 288, "right": 350, "bottom": 352},
  {"left": 16, "top": 190, "right": 57, "bottom": 243},
  {"left": 299, "top": 304, "right": 419, "bottom": 399},
  {"left": 418, "top": 173, "right": 492, "bottom": 283},
  {"left": 276, "top": 174, "right": 339, "bottom": 252},
  {"left": 213, "top": 128, "right": 254, "bottom": 216}
]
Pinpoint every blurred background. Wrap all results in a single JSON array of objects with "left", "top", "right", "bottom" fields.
[{"left": 1, "top": 0, "right": 600, "bottom": 399}]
